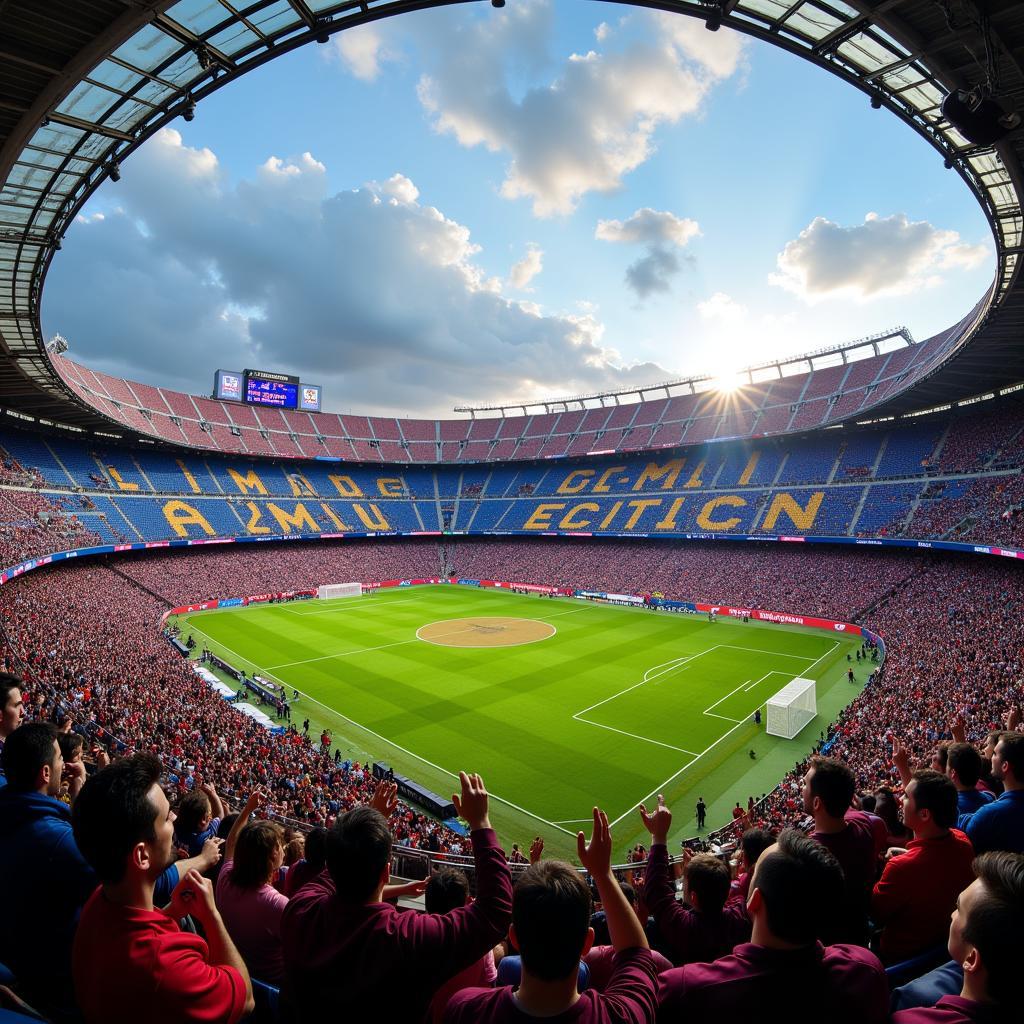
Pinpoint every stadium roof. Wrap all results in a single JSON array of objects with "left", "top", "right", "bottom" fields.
[{"left": 1, "top": 0, "right": 1023, "bottom": 435}]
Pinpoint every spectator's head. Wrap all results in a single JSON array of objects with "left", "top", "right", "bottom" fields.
[
  {"left": 746, "top": 828, "right": 844, "bottom": 947},
  {"left": 929, "top": 741, "right": 951, "bottom": 774},
  {"left": 304, "top": 826, "right": 328, "bottom": 870},
  {"left": 425, "top": 868, "right": 470, "bottom": 914},
  {"left": 283, "top": 834, "right": 305, "bottom": 867},
  {"left": 0, "top": 673, "right": 25, "bottom": 741},
  {"left": 982, "top": 731, "right": 1005, "bottom": 761},
  {"left": 0, "top": 721, "right": 61, "bottom": 795},
  {"left": 740, "top": 828, "right": 776, "bottom": 874},
  {"left": 685, "top": 853, "right": 731, "bottom": 915},
  {"left": 949, "top": 852, "right": 1024, "bottom": 1004},
  {"left": 802, "top": 757, "right": 855, "bottom": 821},
  {"left": 72, "top": 753, "right": 174, "bottom": 885},
  {"left": 903, "top": 770, "right": 959, "bottom": 835},
  {"left": 872, "top": 787, "right": 904, "bottom": 834},
  {"left": 175, "top": 790, "right": 212, "bottom": 837},
  {"left": 947, "top": 742, "right": 984, "bottom": 790},
  {"left": 326, "top": 805, "right": 392, "bottom": 904},
  {"left": 58, "top": 732, "right": 84, "bottom": 765},
  {"left": 511, "top": 861, "right": 593, "bottom": 982},
  {"left": 231, "top": 820, "right": 285, "bottom": 888},
  {"left": 992, "top": 733, "right": 1024, "bottom": 790}
]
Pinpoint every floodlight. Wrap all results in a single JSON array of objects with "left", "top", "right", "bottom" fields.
[
  {"left": 705, "top": 10, "right": 722, "bottom": 31},
  {"left": 940, "top": 89, "right": 1020, "bottom": 146},
  {"left": 870, "top": 93, "right": 883, "bottom": 109}
]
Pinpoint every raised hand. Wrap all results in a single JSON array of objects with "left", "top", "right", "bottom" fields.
[
  {"left": 529, "top": 835, "right": 544, "bottom": 865},
  {"left": 370, "top": 779, "right": 398, "bottom": 817},
  {"left": 199, "top": 836, "right": 225, "bottom": 871},
  {"left": 577, "top": 807, "right": 613, "bottom": 879},
  {"left": 166, "top": 868, "right": 217, "bottom": 924},
  {"left": 639, "top": 793, "right": 672, "bottom": 845},
  {"left": 1008, "top": 706, "right": 1022, "bottom": 733},
  {"left": 950, "top": 715, "right": 967, "bottom": 743},
  {"left": 891, "top": 737, "right": 912, "bottom": 786},
  {"left": 452, "top": 771, "right": 490, "bottom": 831}
]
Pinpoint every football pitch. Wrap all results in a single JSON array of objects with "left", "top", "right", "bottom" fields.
[{"left": 176, "top": 586, "right": 866, "bottom": 857}]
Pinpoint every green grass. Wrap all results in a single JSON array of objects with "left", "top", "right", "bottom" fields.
[{"left": 175, "top": 586, "right": 868, "bottom": 859}]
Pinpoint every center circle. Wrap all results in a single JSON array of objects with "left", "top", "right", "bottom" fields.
[{"left": 416, "top": 616, "right": 556, "bottom": 648}]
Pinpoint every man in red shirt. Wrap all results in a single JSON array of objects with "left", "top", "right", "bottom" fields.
[
  {"left": 445, "top": 806, "right": 658, "bottom": 1023},
  {"left": 871, "top": 770, "right": 975, "bottom": 963},
  {"left": 802, "top": 756, "right": 876, "bottom": 943},
  {"left": 71, "top": 754, "right": 253, "bottom": 1024},
  {"left": 893, "top": 851, "right": 1023, "bottom": 1024},
  {"left": 639, "top": 796, "right": 750, "bottom": 965},
  {"left": 281, "top": 771, "right": 512, "bottom": 1022},
  {"left": 656, "top": 829, "right": 888, "bottom": 1024}
]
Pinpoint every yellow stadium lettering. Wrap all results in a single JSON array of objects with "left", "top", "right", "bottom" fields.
[
  {"left": 559, "top": 503, "right": 600, "bottom": 530},
  {"left": 268, "top": 503, "right": 321, "bottom": 535},
  {"left": 287, "top": 472, "right": 316, "bottom": 497},
  {"left": 106, "top": 467, "right": 138, "bottom": 492},
  {"left": 523, "top": 503, "right": 565, "bottom": 530},
  {"left": 319, "top": 503, "right": 353, "bottom": 531},
  {"left": 761, "top": 491, "right": 824, "bottom": 532},
  {"left": 685, "top": 461, "right": 706, "bottom": 489},
  {"left": 227, "top": 468, "right": 267, "bottom": 495},
  {"left": 244, "top": 501, "right": 271, "bottom": 535},
  {"left": 696, "top": 495, "right": 746, "bottom": 531},
  {"left": 376, "top": 478, "right": 405, "bottom": 497},
  {"left": 353, "top": 503, "right": 392, "bottom": 531},
  {"left": 162, "top": 500, "right": 215, "bottom": 538},
  {"left": 599, "top": 501, "right": 624, "bottom": 530},
  {"left": 556, "top": 470, "right": 595, "bottom": 495},
  {"left": 738, "top": 452, "right": 760, "bottom": 487},
  {"left": 633, "top": 459, "right": 685, "bottom": 492},
  {"left": 655, "top": 497, "right": 686, "bottom": 531},
  {"left": 624, "top": 498, "right": 662, "bottom": 530},
  {"left": 175, "top": 460, "right": 202, "bottom": 494},
  {"left": 328, "top": 474, "right": 364, "bottom": 497},
  {"left": 593, "top": 466, "right": 626, "bottom": 493}
]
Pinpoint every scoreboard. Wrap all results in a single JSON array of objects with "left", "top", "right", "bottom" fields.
[{"left": 213, "top": 369, "right": 322, "bottom": 412}]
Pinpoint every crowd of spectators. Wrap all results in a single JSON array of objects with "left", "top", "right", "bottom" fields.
[
  {"left": 0, "top": 489, "right": 101, "bottom": 570},
  {"left": 0, "top": 561, "right": 460, "bottom": 857}
]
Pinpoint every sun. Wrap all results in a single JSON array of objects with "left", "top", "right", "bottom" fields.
[{"left": 711, "top": 370, "right": 747, "bottom": 393}]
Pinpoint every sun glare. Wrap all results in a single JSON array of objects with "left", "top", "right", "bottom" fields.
[{"left": 712, "top": 371, "right": 746, "bottom": 393}]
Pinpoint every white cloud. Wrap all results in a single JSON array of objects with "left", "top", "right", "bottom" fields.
[
  {"left": 698, "top": 291, "right": 747, "bottom": 323},
  {"left": 595, "top": 208, "right": 701, "bottom": 246},
  {"left": 594, "top": 22, "right": 610, "bottom": 42},
  {"left": 370, "top": 173, "right": 420, "bottom": 205},
  {"left": 413, "top": 1, "right": 745, "bottom": 216},
  {"left": 771, "top": 212, "right": 992, "bottom": 301},
  {"left": 509, "top": 245, "right": 544, "bottom": 289},
  {"left": 329, "top": 24, "right": 395, "bottom": 81},
  {"left": 648, "top": 11, "right": 746, "bottom": 80},
  {"left": 43, "top": 130, "right": 673, "bottom": 416},
  {"left": 625, "top": 247, "right": 683, "bottom": 298}
]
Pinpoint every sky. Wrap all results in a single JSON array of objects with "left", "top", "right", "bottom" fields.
[{"left": 41, "top": 1, "right": 995, "bottom": 418}]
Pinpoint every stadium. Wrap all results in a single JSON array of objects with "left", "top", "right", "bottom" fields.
[{"left": 0, "top": 2, "right": 1023, "bottom": 1023}]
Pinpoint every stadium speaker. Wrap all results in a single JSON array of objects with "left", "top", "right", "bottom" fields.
[
  {"left": 870, "top": 93, "right": 883, "bottom": 109},
  {"left": 108, "top": 161, "right": 120, "bottom": 183},
  {"left": 491, "top": 0, "right": 505, "bottom": 7},
  {"left": 705, "top": 10, "right": 722, "bottom": 32},
  {"left": 182, "top": 97, "right": 196, "bottom": 122},
  {"left": 940, "top": 89, "right": 1021, "bottom": 146}
]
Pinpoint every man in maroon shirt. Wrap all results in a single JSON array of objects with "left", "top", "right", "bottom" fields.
[
  {"left": 445, "top": 806, "right": 658, "bottom": 1023},
  {"left": 639, "top": 795, "right": 750, "bottom": 965},
  {"left": 871, "top": 770, "right": 976, "bottom": 963},
  {"left": 656, "top": 829, "right": 888, "bottom": 1024},
  {"left": 802, "top": 756, "right": 876, "bottom": 943},
  {"left": 71, "top": 754, "right": 254, "bottom": 1024},
  {"left": 893, "top": 851, "right": 1023, "bottom": 1024},
  {"left": 281, "top": 771, "right": 512, "bottom": 1022}
]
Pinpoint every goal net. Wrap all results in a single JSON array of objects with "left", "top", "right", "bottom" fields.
[
  {"left": 317, "top": 582, "right": 363, "bottom": 600},
  {"left": 766, "top": 677, "right": 817, "bottom": 740}
]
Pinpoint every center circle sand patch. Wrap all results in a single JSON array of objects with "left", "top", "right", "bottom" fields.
[{"left": 416, "top": 617, "right": 556, "bottom": 649}]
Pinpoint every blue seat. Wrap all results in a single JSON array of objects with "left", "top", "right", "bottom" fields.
[{"left": 250, "top": 977, "right": 281, "bottom": 1023}]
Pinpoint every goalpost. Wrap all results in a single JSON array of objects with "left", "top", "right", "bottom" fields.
[
  {"left": 766, "top": 677, "right": 817, "bottom": 739},
  {"left": 317, "top": 582, "right": 363, "bottom": 600}
]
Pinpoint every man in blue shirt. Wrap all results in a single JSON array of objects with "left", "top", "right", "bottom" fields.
[
  {"left": 964, "top": 733, "right": 1024, "bottom": 854},
  {"left": 946, "top": 742, "right": 994, "bottom": 828}
]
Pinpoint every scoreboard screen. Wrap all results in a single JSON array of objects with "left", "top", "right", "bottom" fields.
[{"left": 245, "top": 370, "right": 298, "bottom": 409}]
